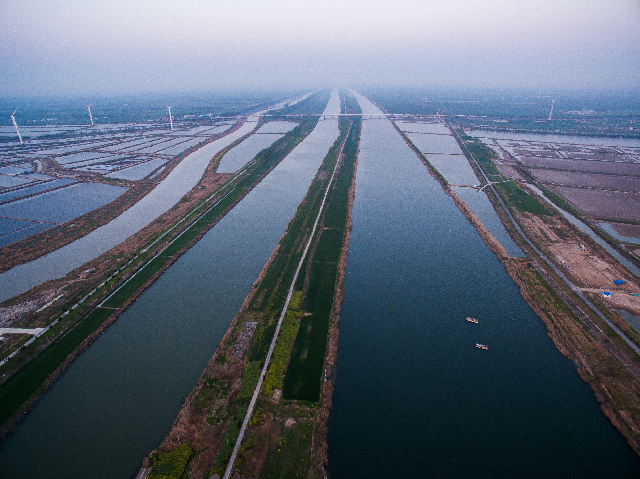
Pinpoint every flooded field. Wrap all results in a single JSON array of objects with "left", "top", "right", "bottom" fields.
[
  {"left": 106, "top": 158, "right": 169, "bottom": 181},
  {"left": 0, "top": 117, "right": 241, "bottom": 249},
  {"left": 0, "top": 183, "right": 128, "bottom": 247},
  {"left": 0, "top": 183, "right": 128, "bottom": 223},
  {"left": 0, "top": 120, "right": 258, "bottom": 302}
]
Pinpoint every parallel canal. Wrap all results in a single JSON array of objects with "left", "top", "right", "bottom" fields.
[
  {"left": 0, "top": 91, "right": 340, "bottom": 478},
  {"left": 327, "top": 93, "right": 640, "bottom": 478}
]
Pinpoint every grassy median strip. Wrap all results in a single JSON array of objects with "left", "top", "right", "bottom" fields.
[{"left": 282, "top": 118, "right": 360, "bottom": 402}]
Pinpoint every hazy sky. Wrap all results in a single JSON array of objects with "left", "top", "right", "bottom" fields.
[{"left": 1, "top": 0, "right": 639, "bottom": 95}]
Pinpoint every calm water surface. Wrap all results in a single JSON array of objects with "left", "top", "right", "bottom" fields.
[
  {"left": 327, "top": 95, "right": 640, "bottom": 478},
  {"left": 0, "top": 92, "right": 340, "bottom": 479}
]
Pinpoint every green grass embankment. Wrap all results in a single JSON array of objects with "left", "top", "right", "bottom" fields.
[
  {"left": 148, "top": 443, "right": 194, "bottom": 479},
  {"left": 239, "top": 116, "right": 351, "bottom": 399},
  {"left": 494, "top": 180, "right": 551, "bottom": 216},
  {"left": 282, "top": 118, "right": 360, "bottom": 402}
]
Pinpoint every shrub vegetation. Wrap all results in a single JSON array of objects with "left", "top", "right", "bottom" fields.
[{"left": 148, "top": 444, "right": 194, "bottom": 479}]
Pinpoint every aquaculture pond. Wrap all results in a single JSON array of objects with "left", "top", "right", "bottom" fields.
[
  {"left": 0, "top": 120, "right": 258, "bottom": 303},
  {"left": 0, "top": 182, "right": 128, "bottom": 224},
  {"left": 0, "top": 91, "right": 341, "bottom": 479},
  {"left": 327, "top": 93, "right": 640, "bottom": 478}
]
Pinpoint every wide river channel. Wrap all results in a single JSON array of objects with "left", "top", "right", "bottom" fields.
[
  {"left": 0, "top": 91, "right": 340, "bottom": 478},
  {"left": 326, "top": 94, "right": 640, "bottom": 477}
]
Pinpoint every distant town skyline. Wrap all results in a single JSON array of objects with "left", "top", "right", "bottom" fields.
[{"left": 1, "top": 0, "right": 639, "bottom": 96}]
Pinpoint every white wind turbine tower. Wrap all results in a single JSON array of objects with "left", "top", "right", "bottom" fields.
[
  {"left": 548, "top": 99, "right": 555, "bottom": 120},
  {"left": 10, "top": 109, "right": 23, "bottom": 144},
  {"left": 85, "top": 103, "right": 94, "bottom": 126},
  {"left": 165, "top": 101, "right": 174, "bottom": 131}
]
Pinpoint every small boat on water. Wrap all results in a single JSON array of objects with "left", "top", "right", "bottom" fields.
[
  {"left": 476, "top": 343, "right": 489, "bottom": 350},
  {"left": 466, "top": 317, "right": 478, "bottom": 324}
]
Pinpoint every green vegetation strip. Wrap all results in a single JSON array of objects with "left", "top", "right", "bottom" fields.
[
  {"left": 238, "top": 361, "right": 261, "bottom": 399},
  {"left": 263, "top": 312, "right": 301, "bottom": 395},
  {"left": 283, "top": 118, "right": 361, "bottom": 402},
  {"left": 0, "top": 118, "right": 318, "bottom": 431},
  {"left": 222, "top": 116, "right": 355, "bottom": 478},
  {"left": 211, "top": 407, "right": 248, "bottom": 476},
  {"left": 459, "top": 135, "right": 549, "bottom": 216},
  {"left": 148, "top": 443, "right": 194, "bottom": 479},
  {"left": 494, "top": 180, "right": 550, "bottom": 216},
  {"left": 261, "top": 421, "right": 314, "bottom": 478},
  {"left": 465, "top": 140, "right": 500, "bottom": 177}
]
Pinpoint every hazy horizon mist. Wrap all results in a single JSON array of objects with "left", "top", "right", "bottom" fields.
[{"left": 2, "top": 0, "right": 639, "bottom": 97}]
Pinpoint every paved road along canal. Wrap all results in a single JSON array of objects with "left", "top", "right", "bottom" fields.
[
  {"left": 0, "top": 90, "right": 341, "bottom": 479},
  {"left": 326, "top": 92, "right": 640, "bottom": 478}
]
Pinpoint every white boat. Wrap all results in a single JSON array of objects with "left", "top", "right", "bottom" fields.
[
  {"left": 466, "top": 317, "right": 478, "bottom": 324},
  {"left": 476, "top": 343, "right": 489, "bottom": 350}
]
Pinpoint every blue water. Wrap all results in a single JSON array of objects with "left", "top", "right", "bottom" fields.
[
  {"left": 0, "top": 178, "right": 77, "bottom": 203},
  {"left": 0, "top": 182, "right": 128, "bottom": 223},
  {"left": 327, "top": 109, "right": 640, "bottom": 477},
  {"left": 0, "top": 93, "right": 340, "bottom": 478}
]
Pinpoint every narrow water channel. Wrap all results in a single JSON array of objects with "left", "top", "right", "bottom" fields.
[
  {"left": 327, "top": 93, "right": 640, "bottom": 478},
  {"left": 0, "top": 91, "right": 340, "bottom": 478}
]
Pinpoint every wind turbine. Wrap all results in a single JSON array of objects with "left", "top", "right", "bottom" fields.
[
  {"left": 548, "top": 99, "right": 555, "bottom": 121},
  {"left": 84, "top": 103, "right": 94, "bottom": 126},
  {"left": 10, "top": 109, "right": 23, "bottom": 144},
  {"left": 165, "top": 101, "right": 174, "bottom": 131}
]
